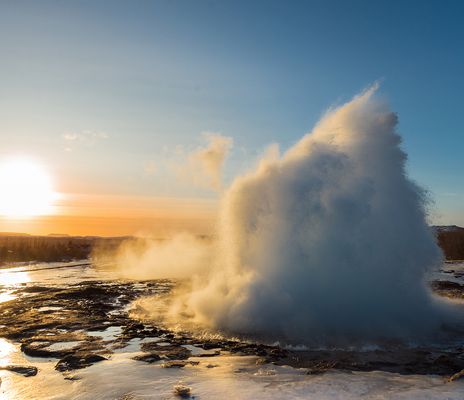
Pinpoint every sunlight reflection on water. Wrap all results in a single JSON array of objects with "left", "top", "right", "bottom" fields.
[
  {"left": 0, "top": 270, "right": 30, "bottom": 304},
  {"left": 0, "top": 270, "right": 30, "bottom": 286},
  {"left": 0, "top": 292, "right": 16, "bottom": 304},
  {"left": 0, "top": 338, "right": 14, "bottom": 366}
]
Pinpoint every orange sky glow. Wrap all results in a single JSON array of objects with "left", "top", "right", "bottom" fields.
[{"left": 0, "top": 193, "right": 217, "bottom": 237}]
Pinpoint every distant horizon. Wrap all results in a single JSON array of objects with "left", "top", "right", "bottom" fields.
[{"left": 1, "top": 223, "right": 463, "bottom": 239}]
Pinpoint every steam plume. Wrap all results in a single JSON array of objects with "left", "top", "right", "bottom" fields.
[
  {"left": 177, "top": 132, "right": 233, "bottom": 191},
  {"left": 107, "top": 233, "right": 211, "bottom": 280},
  {"left": 169, "top": 86, "right": 450, "bottom": 343}
]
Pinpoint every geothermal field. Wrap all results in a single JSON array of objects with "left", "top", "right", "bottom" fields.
[
  {"left": 1, "top": 90, "right": 464, "bottom": 399},
  {"left": 0, "top": 259, "right": 464, "bottom": 399},
  {"left": 2, "top": 1, "right": 463, "bottom": 398}
]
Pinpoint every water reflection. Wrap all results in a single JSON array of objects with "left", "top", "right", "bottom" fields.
[
  {"left": 0, "top": 338, "right": 14, "bottom": 365},
  {"left": 0, "top": 270, "right": 30, "bottom": 304},
  {"left": 0, "top": 270, "right": 30, "bottom": 286},
  {"left": 0, "top": 292, "right": 15, "bottom": 304}
]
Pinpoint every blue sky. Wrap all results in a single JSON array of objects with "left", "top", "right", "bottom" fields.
[{"left": 0, "top": 0, "right": 463, "bottom": 229}]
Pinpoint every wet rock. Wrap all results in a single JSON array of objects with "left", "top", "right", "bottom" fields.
[
  {"left": 139, "top": 341, "right": 162, "bottom": 352},
  {"left": 196, "top": 351, "right": 220, "bottom": 357},
  {"left": 276, "top": 348, "right": 464, "bottom": 375},
  {"left": 120, "top": 323, "right": 160, "bottom": 341},
  {"left": 161, "top": 347, "right": 192, "bottom": 360},
  {"left": 0, "top": 279, "right": 165, "bottom": 359},
  {"left": 87, "top": 324, "right": 110, "bottom": 332},
  {"left": 21, "top": 286, "right": 52, "bottom": 293},
  {"left": 268, "top": 348, "right": 288, "bottom": 359},
  {"left": 432, "top": 353, "right": 464, "bottom": 372},
  {"left": 198, "top": 341, "right": 222, "bottom": 350},
  {"left": 56, "top": 285, "right": 110, "bottom": 300},
  {"left": 55, "top": 353, "right": 107, "bottom": 372},
  {"left": 162, "top": 360, "right": 199, "bottom": 368},
  {"left": 447, "top": 369, "right": 464, "bottom": 382},
  {"left": 125, "top": 322, "right": 144, "bottom": 331},
  {"left": 431, "top": 280, "right": 464, "bottom": 299},
  {"left": 20, "top": 333, "right": 106, "bottom": 362},
  {"left": 140, "top": 343, "right": 191, "bottom": 360},
  {"left": 21, "top": 341, "right": 72, "bottom": 358},
  {"left": 63, "top": 375, "right": 81, "bottom": 381},
  {"left": 173, "top": 383, "right": 192, "bottom": 398},
  {"left": 255, "top": 357, "right": 267, "bottom": 365},
  {"left": 0, "top": 365, "right": 38, "bottom": 377},
  {"left": 132, "top": 353, "right": 161, "bottom": 363},
  {"left": 306, "top": 361, "right": 339, "bottom": 375}
]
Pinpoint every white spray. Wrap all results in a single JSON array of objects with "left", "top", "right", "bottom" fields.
[
  {"left": 114, "top": 86, "right": 458, "bottom": 343},
  {"left": 168, "top": 85, "right": 451, "bottom": 343}
]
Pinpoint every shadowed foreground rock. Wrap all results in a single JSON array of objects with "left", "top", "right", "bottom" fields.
[
  {"left": 55, "top": 354, "right": 107, "bottom": 372},
  {"left": 0, "top": 365, "right": 38, "bottom": 377}
]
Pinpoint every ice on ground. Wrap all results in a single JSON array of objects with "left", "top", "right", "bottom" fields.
[
  {"left": 87, "top": 326, "right": 122, "bottom": 341},
  {"left": 44, "top": 341, "right": 82, "bottom": 352},
  {"left": 2, "top": 339, "right": 464, "bottom": 400}
]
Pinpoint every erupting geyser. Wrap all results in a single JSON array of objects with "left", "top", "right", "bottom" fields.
[{"left": 171, "top": 85, "right": 450, "bottom": 343}]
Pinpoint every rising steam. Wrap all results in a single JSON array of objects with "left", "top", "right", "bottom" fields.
[
  {"left": 176, "top": 132, "right": 233, "bottom": 192},
  {"left": 107, "top": 233, "right": 212, "bottom": 280},
  {"left": 120, "top": 86, "right": 456, "bottom": 344}
]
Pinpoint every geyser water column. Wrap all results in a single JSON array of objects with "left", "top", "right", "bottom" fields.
[{"left": 176, "top": 85, "right": 444, "bottom": 343}]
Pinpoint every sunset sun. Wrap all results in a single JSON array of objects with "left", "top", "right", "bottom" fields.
[{"left": 0, "top": 158, "right": 57, "bottom": 218}]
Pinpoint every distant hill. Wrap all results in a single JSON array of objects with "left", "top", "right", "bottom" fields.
[{"left": 434, "top": 225, "right": 464, "bottom": 260}]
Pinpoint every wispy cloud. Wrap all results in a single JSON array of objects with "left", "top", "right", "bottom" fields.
[
  {"left": 62, "top": 130, "right": 109, "bottom": 151},
  {"left": 175, "top": 132, "right": 233, "bottom": 192}
]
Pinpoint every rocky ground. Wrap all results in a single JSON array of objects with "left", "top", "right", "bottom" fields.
[{"left": 1, "top": 265, "right": 464, "bottom": 387}]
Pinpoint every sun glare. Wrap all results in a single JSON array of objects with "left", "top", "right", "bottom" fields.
[{"left": 0, "top": 158, "right": 58, "bottom": 218}]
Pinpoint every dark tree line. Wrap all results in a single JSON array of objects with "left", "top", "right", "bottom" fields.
[
  {"left": 0, "top": 235, "right": 125, "bottom": 264},
  {"left": 1, "top": 227, "right": 463, "bottom": 265}
]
